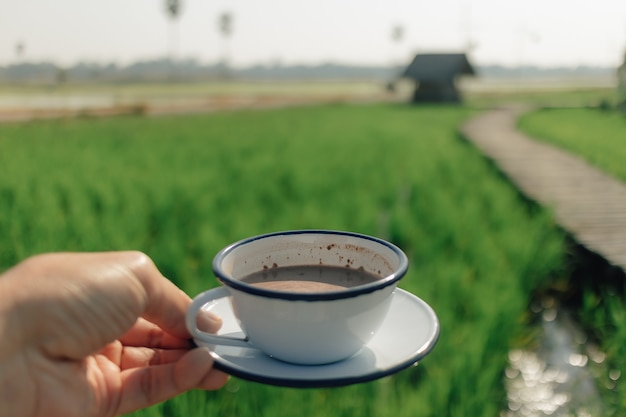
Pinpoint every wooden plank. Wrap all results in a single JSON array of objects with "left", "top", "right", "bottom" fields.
[{"left": 460, "top": 106, "right": 626, "bottom": 274}]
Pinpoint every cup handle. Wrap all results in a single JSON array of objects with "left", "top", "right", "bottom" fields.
[{"left": 186, "top": 286, "right": 251, "bottom": 348}]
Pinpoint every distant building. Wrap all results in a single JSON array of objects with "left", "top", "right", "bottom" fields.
[{"left": 402, "top": 53, "right": 475, "bottom": 103}]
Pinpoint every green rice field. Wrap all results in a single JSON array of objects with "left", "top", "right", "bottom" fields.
[
  {"left": 0, "top": 103, "right": 568, "bottom": 416},
  {"left": 519, "top": 107, "right": 626, "bottom": 182}
]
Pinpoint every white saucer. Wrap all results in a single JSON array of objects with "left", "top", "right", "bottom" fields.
[{"left": 194, "top": 288, "right": 439, "bottom": 388}]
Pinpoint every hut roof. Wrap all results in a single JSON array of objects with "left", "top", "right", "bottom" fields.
[{"left": 403, "top": 53, "right": 475, "bottom": 82}]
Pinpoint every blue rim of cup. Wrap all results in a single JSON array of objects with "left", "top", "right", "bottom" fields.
[{"left": 212, "top": 229, "right": 409, "bottom": 301}]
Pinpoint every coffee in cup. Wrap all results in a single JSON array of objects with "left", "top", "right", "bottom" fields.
[{"left": 240, "top": 264, "right": 380, "bottom": 293}]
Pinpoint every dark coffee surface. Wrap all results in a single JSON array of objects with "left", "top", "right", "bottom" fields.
[{"left": 240, "top": 265, "right": 380, "bottom": 293}]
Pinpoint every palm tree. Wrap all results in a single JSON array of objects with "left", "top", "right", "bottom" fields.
[
  {"left": 218, "top": 12, "right": 233, "bottom": 77},
  {"left": 391, "top": 25, "right": 404, "bottom": 44},
  {"left": 15, "top": 41, "right": 25, "bottom": 62},
  {"left": 618, "top": 51, "right": 626, "bottom": 106},
  {"left": 165, "top": 0, "right": 182, "bottom": 80},
  {"left": 387, "top": 25, "right": 405, "bottom": 91}
]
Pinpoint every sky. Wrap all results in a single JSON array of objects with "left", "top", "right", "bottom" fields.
[{"left": 1, "top": 0, "right": 626, "bottom": 69}]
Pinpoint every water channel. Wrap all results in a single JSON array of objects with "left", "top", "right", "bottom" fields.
[
  {"left": 503, "top": 242, "right": 624, "bottom": 416},
  {"left": 503, "top": 301, "right": 604, "bottom": 416}
]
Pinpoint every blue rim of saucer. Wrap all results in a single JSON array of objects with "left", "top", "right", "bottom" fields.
[
  {"left": 210, "top": 355, "right": 427, "bottom": 388},
  {"left": 209, "top": 346, "right": 434, "bottom": 389},
  {"left": 212, "top": 230, "right": 409, "bottom": 301}
]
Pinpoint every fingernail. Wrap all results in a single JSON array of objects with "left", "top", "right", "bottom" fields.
[{"left": 197, "top": 310, "right": 223, "bottom": 333}]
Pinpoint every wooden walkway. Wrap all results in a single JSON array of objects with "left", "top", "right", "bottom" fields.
[{"left": 460, "top": 106, "right": 626, "bottom": 270}]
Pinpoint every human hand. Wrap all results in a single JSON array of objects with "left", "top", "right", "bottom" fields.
[{"left": 0, "top": 251, "right": 228, "bottom": 417}]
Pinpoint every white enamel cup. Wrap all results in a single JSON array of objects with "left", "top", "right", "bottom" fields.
[{"left": 186, "top": 230, "right": 408, "bottom": 365}]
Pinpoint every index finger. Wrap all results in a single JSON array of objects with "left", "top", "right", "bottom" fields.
[
  {"left": 120, "top": 318, "right": 193, "bottom": 349},
  {"left": 120, "top": 251, "right": 194, "bottom": 340}
]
